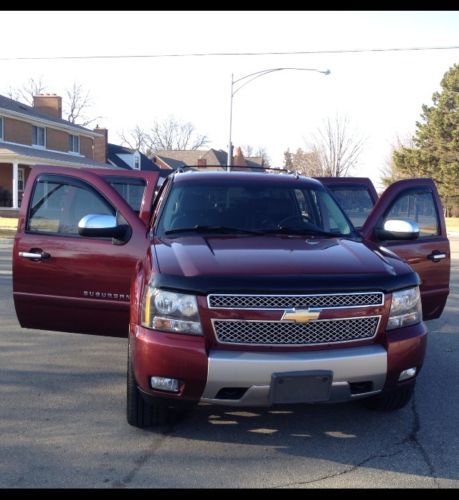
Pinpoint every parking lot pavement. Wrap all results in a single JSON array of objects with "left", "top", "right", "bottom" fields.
[
  {"left": 0, "top": 237, "right": 458, "bottom": 488},
  {"left": 0, "top": 238, "right": 12, "bottom": 273}
]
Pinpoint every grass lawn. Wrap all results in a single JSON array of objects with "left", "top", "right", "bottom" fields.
[
  {"left": 0, "top": 217, "right": 18, "bottom": 229},
  {"left": 446, "top": 217, "right": 459, "bottom": 232},
  {"left": 0, "top": 217, "right": 18, "bottom": 238}
]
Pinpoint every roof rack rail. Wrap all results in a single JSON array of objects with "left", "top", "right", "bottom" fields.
[{"left": 173, "top": 164, "right": 300, "bottom": 177}]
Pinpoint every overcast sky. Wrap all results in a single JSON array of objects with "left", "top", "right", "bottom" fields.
[{"left": 1, "top": 10, "right": 459, "bottom": 188}]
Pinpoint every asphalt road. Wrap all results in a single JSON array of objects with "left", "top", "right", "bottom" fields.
[{"left": 0, "top": 236, "right": 458, "bottom": 488}]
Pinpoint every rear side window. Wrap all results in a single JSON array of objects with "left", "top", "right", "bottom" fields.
[
  {"left": 384, "top": 190, "right": 439, "bottom": 238},
  {"left": 27, "top": 177, "right": 115, "bottom": 236},
  {"left": 327, "top": 186, "right": 375, "bottom": 229},
  {"left": 103, "top": 176, "right": 146, "bottom": 213}
]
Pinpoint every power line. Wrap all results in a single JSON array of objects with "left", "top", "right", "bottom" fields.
[{"left": 1, "top": 45, "right": 459, "bottom": 61}]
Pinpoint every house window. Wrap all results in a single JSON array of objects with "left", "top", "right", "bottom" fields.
[
  {"left": 133, "top": 152, "right": 141, "bottom": 170},
  {"left": 32, "top": 125, "right": 46, "bottom": 147},
  {"left": 68, "top": 134, "right": 80, "bottom": 153},
  {"left": 18, "top": 168, "right": 25, "bottom": 192},
  {"left": 0, "top": 116, "right": 3, "bottom": 140}
]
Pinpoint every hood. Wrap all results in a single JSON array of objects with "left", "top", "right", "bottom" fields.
[{"left": 154, "top": 234, "right": 411, "bottom": 279}]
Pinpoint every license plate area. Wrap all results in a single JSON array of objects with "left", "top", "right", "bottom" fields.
[{"left": 269, "top": 370, "right": 332, "bottom": 404}]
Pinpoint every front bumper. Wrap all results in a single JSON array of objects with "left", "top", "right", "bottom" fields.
[
  {"left": 201, "top": 345, "right": 386, "bottom": 406},
  {"left": 132, "top": 321, "right": 427, "bottom": 406}
]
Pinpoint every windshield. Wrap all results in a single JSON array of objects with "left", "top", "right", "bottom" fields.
[{"left": 155, "top": 180, "right": 354, "bottom": 237}]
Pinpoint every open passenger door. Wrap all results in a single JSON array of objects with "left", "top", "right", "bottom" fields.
[{"left": 321, "top": 177, "right": 450, "bottom": 320}]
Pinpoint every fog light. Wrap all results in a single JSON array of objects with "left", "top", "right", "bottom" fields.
[
  {"left": 399, "top": 367, "right": 417, "bottom": 381},
  {"left": 150, "top": 376, "right": 180, "bottom": 393}
]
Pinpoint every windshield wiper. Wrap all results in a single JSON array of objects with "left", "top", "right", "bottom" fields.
[
  {"left": 257, "top": 226, "right": 346, "bottom": 237},
  {"left": 164, "top": 225, "right": 263, "bottom": 236}
]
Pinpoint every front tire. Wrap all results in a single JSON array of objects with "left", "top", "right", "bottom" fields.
[
  {"left": 363, "top": 382, "right": 415, "bottom": 411},
  {"left": 127, "top": 346, "right": 168, "bottom": 428}
]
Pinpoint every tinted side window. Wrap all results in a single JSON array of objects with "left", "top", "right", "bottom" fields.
[
  {"left": 28, "top": 178, "right": 115, "bottom": 236},
  {"left": 103, "top": 176, "right": 146, "bottom": 213},
  {"left": 328, "top": 187, "right": 374, "bottom": 229},
  {"left": 385, "top": 191, "right": 439, "bottom": 238}
]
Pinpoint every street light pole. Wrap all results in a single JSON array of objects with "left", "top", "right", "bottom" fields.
[
  {"left": 228, "top": 72, "right": 234, "bottom": 172},
  {"left": 227, "top": 67, "right": 331, "bottom": 171}
]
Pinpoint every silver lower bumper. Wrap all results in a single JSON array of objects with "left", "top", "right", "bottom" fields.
[{"left": 201, "top": 345, "right": 387, "bottom": 406}]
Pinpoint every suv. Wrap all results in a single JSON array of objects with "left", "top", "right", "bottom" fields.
[{"left": 13, "top": 167, "right": 450, "bottom": 428}]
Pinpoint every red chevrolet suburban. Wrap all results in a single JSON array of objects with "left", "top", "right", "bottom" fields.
[{"left": 12, "top": 166, "right": 450, "bottom": 428}]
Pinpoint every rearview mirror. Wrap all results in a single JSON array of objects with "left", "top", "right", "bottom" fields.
[{"left": 376, "top": 219, "right": 420, "bottom": 241}]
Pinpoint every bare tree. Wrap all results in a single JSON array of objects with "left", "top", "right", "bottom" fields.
[
  {"left": 118, "top": 119, "right": 209, "bottom": 156},
  {"left": 309, "top": 115, "right": 366, "bottom": 177},
  {"left": 64, "top": 83, "right": 101, "bottom": 127},
  {"left": 290, "top": 148, "right": 323, "bottom": 176},
  {"left": 146, "top": 117, "right": 209, "bottom": 152},
  {"left": 6, "top": 77, "right": 47, "bottom": 104},
  {"left": 119, "top": 126, "right": 149, "bottom": 152},
  {"left": 284, "top": 149, "right": 294, "bottom": 169},
  {"left": 4, "top": 78, "right": 101, "bottom": 127}
]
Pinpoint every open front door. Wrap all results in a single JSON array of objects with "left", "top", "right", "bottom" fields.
[
  {"left": 361, "top": 178, "right": 450, "bottom": 320},
  {"left": 317, "top": 177, "right": 378, "bottom": 230},
  {"left": 13, "top": 166, "right": 155, "bottom": 337}
]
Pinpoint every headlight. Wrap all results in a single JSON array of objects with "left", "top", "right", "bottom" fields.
[
  {"left": 141, "top": 287, "right": 202, "bottom": 335},
  {"left": 387, "top": 286, "right": 422, "bottom": 330}
]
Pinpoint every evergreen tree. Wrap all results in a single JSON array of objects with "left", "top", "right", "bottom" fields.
[{"left": 392, "top": 64, "right": 459, "bottom": 215}]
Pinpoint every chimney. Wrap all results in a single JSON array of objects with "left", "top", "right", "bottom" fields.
[
  {"left": 233, "top": 146, "right": 247, "bottom": 167},
  {"left": 33, "top": 94, "right": 62, "bottom": 119},
  {"left": 93, "top": 126, "right": 108, "bottom": 163}
]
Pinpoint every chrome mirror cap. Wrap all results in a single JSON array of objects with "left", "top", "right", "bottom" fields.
[
  {"left": 78, "top": 214, "right": 117, "bottom": 230},
  {"left": 377, "top": 219, "right": 420, "bottom": 241}
]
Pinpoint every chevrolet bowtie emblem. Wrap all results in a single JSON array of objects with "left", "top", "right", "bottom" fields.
[{"left": 281, "top": 309, "right": 321, "bottom": 323}]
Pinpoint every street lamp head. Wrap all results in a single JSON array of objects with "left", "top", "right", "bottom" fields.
[{"left": 227, "top": 66, "right": 332, "bottom": 169}]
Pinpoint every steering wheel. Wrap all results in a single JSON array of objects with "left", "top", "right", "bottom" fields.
[{"left": 276, "top": 214, "right": 305, "bottom": 228}]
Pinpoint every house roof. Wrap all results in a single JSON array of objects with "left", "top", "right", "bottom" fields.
[
  {"left": 211, "top": 149, "right": 229, "bottom": 165},
  {"left": 0, "top": 94, "right": 97, "bottom": 134},
  {"left": 107, "top": 143, "right": 170, "bottom": 177},
  {"left": 154, "top": 150, "right": 205, "bottom": 169},
  {"left": 203, "top": 148, "right": 228, "bottom": 165},
  {"left": 0, "top": 141, "right": 112, "bottom": 168},
  {"left": 154, "top": 148, "right": 229, "bottom": 169},
  {"left": 246, "top": 156, "right": 265, "bottom": 168},
  {"left": 153, "top": 148, "right": 267, "bottom": 173}
]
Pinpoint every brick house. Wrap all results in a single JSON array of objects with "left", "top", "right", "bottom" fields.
[
  {"left": 152, "top": 146, "right": 266, "bottom": 171},
  {"left": 0, "top": 93, "right": 112, "bottom": 210}
]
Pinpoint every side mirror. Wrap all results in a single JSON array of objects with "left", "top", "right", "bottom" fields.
[
  {"left": 376, "top": 219, "right": 420, "bottom": 241},
  {"left": 78, "top": 214, "right": 130, "bottom": 241}
]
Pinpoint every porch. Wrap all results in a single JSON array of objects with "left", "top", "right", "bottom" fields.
[{"left": 0, "top": 161, "right": 32, "bottom": 209}]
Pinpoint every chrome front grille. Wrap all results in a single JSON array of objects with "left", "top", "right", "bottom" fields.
[
  {"left": 208, "top": 292, "right": 384, "bottom": 310},
  {"left": 212, "top": 316, "right": 380, "bottom": 346}
]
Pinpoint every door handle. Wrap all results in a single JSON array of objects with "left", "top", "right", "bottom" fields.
[
  {"left": 19, "top": 250, "right": 51, "bottom": 261},
  {"left": 427, "top": 251, "right": 447, "bottom": 262}
]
